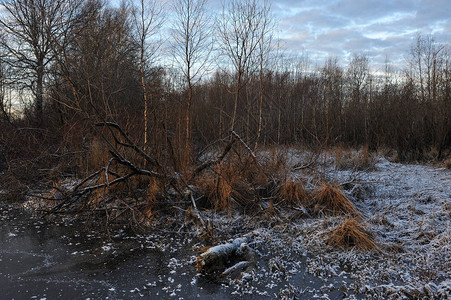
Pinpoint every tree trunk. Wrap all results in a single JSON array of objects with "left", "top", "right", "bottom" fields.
[{"left": 36, "top": 64, "right": 44, "bottom": 125}]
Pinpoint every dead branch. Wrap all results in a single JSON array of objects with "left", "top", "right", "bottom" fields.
[
  {"left": 77, "top": 173, "right": 135, "bottom": 194},
  {"left": 72, "top": 168, "right": 104, "bottom": 192},
  {"left": 292, "top": 152, "right": 321, "bottom": 171},
  {"left": 109, "top": 150, "right": 167, "bottom": 179},
  {"left": 231, "top": 131, "right": 257, "bottom": 160},
  {"left": 222, "top": 261, "right": 250, "bottom": 276},
  {"left": 95, "top": 122, "right": 161, "bottom": 168},
  {"left": 231, "top": 130, "right": 269, "bottom": 179},
  {"left": 192, "top": 138, "right": 236, "bottom": 177},
  {"left": 190, "top": 194, "right": 205, "bottom": 226},
  {"left": 194, "top": 137, "right": 229, "bottom": 162},
  {"left": 105, "top": 157, "right": 116, "bottom": 188}
]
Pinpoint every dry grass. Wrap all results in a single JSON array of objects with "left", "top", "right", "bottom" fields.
[
  {"left": 196, "top": 159, "right": 258, "bottom": 211},
  {"left": 313, "top": 182, "right": 358, "bottom": 216},
  {"left": 263, "top": 199, "right": 279, "bottom": 219},
  {"left": 334, "top": 144, "right": 352, "bottom": 169},
  {"left": 1, "top": 175, "right": 27, "bottom": 202},
  {"left": 444, "top": 157, "right": 451, "bottom": 170},
  {"left": 334, "top": 144, "right": 376, "bottom": 171},
  {"left": 278, "top": 180, "right": 309, "bottom": 207},
  {"left": 197, "top": 163, "right": 237, "bottom": 210},
  {"left": 259, "top": 147, "right": 290, "bottom": 181},
  {"left": 87, "top": 176, "right": 107, "bottom": 207},
  {"left": 198, "top": 175, "right": 233, "bottom": 210},
  {"left": 85, "top": 139, "right": 110, "bottom": 174},
  {"left": 354, "top": 144, "right": 375, "bottom": 170},
  {"left": 144, "top": 178, "right": 159, "bottom": 220},
  {"left": 327, "top": 217, "right": 377, "bottom": 250}
]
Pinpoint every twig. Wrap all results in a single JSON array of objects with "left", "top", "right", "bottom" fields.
[
  {"left": 105, "top": 157, "right": 116, "bottom": 188},
  {"left": 190, "top": 194, "right": 205, "bottom": 227},
  {"left": 292, "top": 152, "right": 320, "bottom": 171},
  {"left": 77, "top": 173, "right": 135, "bottom": 194},
  {"left": 231, "top": 130, "right": 268, "bottom": 180}
]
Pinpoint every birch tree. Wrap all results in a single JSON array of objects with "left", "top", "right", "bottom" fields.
[
  {"left": 131, "top": 0, "right": 164, "bottom": 149},
  {"left": 171, "top": 0, "right": 212, "bottom": 164},
  {"left": 217, "top": 0, "right": 271, "bottom": 136}
]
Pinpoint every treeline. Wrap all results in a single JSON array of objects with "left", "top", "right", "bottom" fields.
[
  {"left": 0, "top": 0, "right": 450, "bottom": 184},
  {"left": 196, "top": 47, "right": 451, "bottom": 161}
]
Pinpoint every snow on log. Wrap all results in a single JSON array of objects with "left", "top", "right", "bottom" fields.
[
  {"left": 196, "top": 237, "right": 254, "bottom": 274},
  {"left": 221, "top": 261, "right": 250, "bottom": 277}
]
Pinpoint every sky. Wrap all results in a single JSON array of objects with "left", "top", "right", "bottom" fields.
[
  {"left": 158, "top": 0, "right": 451, "bottom": 72},
  {"left": 266, "top": 0, "right": 450, "bottom": 71},
  {"left": 2, "top": 0, "right": 450, "bottom": 72}
]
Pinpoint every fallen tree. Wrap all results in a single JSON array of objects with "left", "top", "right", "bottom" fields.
[{"left": 196, "top": 237, "right": 258, "bottom": 277}]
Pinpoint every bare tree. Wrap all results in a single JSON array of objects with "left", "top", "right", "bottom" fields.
[
  {"left": 130, "top": 0, "right": 165, "bottom": 150},
  {"left": 408, "top": 34, "right": 446, "bottom": 101},
  {"left": 254, "top": 7, "right": 274, "bottom": 149},
  {"left": 0, "top": 33, "right": 10, "bottom": 123},
  {"left": 346, "top": 53, "right": 369, "bottom": 143},
  {"left": 0, "top": 0, "right": 81, "bottom": 125},
  {"left": 132, "top": 0, "right": 164, "bottom": 149},
  {"left": 0, "top": 58, "right": 8, "bottom": 122},
  {"left": 171, "top": 0, "right": 212, "bottom": 165},
  {"left": 217, "top": 0, "right": 271, "bottom": 136}
]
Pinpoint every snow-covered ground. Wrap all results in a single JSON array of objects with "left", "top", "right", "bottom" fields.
[
  {"left": 321, "top": 157, "right": 450, "bottom": 298},
  {"left": 203, "top": 154, "right": 451, "bottom": 299}
]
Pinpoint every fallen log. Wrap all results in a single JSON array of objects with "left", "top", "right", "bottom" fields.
[{"left": 196, "top": 237, "right": 257, "bottom": 276}]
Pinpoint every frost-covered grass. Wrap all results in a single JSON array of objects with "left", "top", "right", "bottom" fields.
[{"left": 193, "top": 154, "right": 451, "bottom": 298}]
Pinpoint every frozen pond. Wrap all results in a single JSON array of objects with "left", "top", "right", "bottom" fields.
[
  {"left": 0, "top": 204, "right": 340, "bottom": 299},
  {"left": 1, "top": 204, "right": 241, "bottom": 299}
]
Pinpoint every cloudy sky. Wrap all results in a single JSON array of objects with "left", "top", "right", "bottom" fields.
[
  {"left": 198, "top": 0, "right": 450, "bottom": 71},
  {"left": 3, "top": 0, "right": 445, "bottom": 72},
  {"left": 268, "top": 0, "right": 450, "bottom": 70}
]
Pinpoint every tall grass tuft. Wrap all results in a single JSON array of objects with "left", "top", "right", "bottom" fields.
[
  {"left": 144, "top": 178, "right": 159, "bottom": 220},
  {"left": 327, "top": 217, "right": 377, "bottom": 250},
  {"left": 313, "top": 182, "right": 358, "bottom": 216},
  {"left": 444, "top": 157, "right": 451, "bottom": 170},
  {"left": 197, "top": 164, "right": 236, "bottom": 210},
  {"left": 278, "top": 180, "right": 309, "bottom": 207},
  {"left": 334, "top": 144, "right": 376, "bottom": 171}
]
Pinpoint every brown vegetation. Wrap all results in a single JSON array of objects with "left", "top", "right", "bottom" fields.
[
  {"left": 334, "top": 144, "right": 376, "bottom": 170},
  {"left": 278, "top": 180, "right": 309, "bottom": 207},
  {"left": 327, "top": 217, "right": 377, "bottom": 250},
  {"left": 313, "top": 183, "right": 358, "bottom": 216},
  {"left": 444, "top": 157, "right": 451, "bottom": 170}
]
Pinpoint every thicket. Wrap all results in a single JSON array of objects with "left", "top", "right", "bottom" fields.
[{"left": 0, "top": 0, "right": 449, "bottom": 227}]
